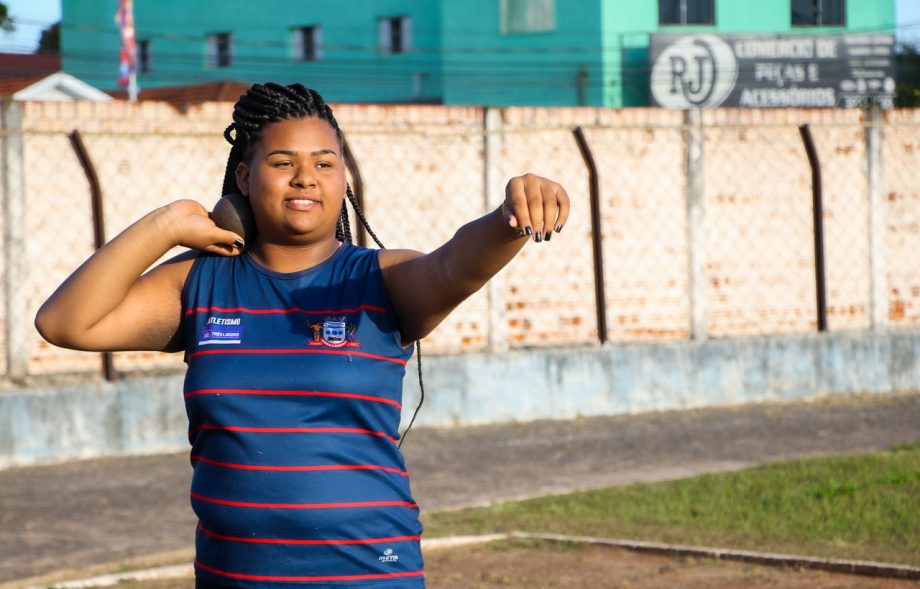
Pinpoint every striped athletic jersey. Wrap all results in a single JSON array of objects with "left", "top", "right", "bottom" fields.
[{"left": 181, "top": 244, "right": 423, "bottom": 589}]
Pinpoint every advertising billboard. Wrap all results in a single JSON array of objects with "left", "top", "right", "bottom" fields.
[{"left": 649, "top": 33, "right": 895, "bottom": 108}]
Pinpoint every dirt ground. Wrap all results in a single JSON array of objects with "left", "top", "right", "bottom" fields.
[
  {"left": 428, "top": 540, "right": 920, "bottom": 589},
  {"left": 3, "top": 392, "right": 919, "bottom": 586},
  {"left": 70, "top": 540, "right": 919, "bottom": 589}
]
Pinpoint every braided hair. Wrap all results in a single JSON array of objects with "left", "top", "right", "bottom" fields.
[
  {"left": 221, "top": 83, "right": 424, "bottom": 445},
  {"left": 221, "top": 82, "right": 359, "bottom": 243}
]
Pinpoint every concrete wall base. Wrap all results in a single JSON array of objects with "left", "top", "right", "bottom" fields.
[{"left": 3, "top": 331, "right": 918, "bottom": 468}]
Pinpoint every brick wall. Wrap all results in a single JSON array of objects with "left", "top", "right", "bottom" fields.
[{"left": 2, "top": 100, "right": 918, "bottom": 381}]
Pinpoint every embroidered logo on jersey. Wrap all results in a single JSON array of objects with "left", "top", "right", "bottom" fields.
[
  {"left": 199, "top": 315, "right": 243, "bottom": 345},
  {"left": 308, "top": 316, "right": 360, "bottom": 348},
  {"left": 378, "top": 548, "right": 399, "bottom": 563}
]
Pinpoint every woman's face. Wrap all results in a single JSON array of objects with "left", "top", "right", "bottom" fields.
[{"left": 235, "top": 117, "right": 346, "bottom": 246}]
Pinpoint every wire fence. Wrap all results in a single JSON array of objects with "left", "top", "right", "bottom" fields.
[{"left": 2, "top": 101, "right": 919, "bottom": 384}]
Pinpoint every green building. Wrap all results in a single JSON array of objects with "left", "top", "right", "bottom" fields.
[{"left": 61, "top": 0, "right": 896, "bottom": 107}]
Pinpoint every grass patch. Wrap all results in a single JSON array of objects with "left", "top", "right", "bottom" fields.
[{"left": 422, "top": 441, "right": 920, "bottom": 566}]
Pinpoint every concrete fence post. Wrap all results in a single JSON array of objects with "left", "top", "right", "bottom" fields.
[
  {"left": 484, "top": 107, "right": 509, "bottom": 352},
  {"left": 866, "top": 104, "right": 887, "bottom": 330},
  {"left": 685, "top": 108, "right": 707, "bottom": 341},
  {"left": 1, "top": 100, "right": 28, "bottom": 382}
]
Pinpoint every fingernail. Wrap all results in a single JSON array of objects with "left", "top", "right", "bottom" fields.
[
  {"left": 544, "top": 231, "right": 552, "bottom": 241},
  {"left": 525, "top": 226, "right": 533, "bottom": 236},
  {"left": 234, "top": 239, "right": 245, "bottom": 249},
  {"left": 535, "top": 232, "right": 543, "bottom": 243},
  {"left": 555, "top": 225, "right": 564, "bottom": 233}
]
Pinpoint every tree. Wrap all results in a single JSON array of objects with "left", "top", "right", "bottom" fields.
[
  {"left": 895, "top": 41, "right": 920, "bottom": 108},
  {"left": 0, "top": 1, "right": 15, "bottom": 33},
  {"left": 37, "top": 22, "right": 59, "bottom": 53}
]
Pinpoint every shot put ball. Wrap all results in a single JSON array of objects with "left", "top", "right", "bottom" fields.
[{"left": 210, "top": 193, "right": 256, "bottom": 246}]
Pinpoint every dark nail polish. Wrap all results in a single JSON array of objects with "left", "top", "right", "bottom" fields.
[
  {"left": 544, "top": 231, "right": 552, "bottom": 241},
  {"left": 525, "top": 226, "right": 533, "bottom": 236},
  {"left": 535, "top": 232, "right": 543, "bottom": 243},
  {"left": 233, "top": 239, "right": 245, "bottom": 249},
  {"left": 555, "top": 225, "right": 564, "bottom": 233}
]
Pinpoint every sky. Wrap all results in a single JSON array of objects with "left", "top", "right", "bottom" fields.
[
  {"left": 0, "top": 0, "right": 61, "bottom": 53},
  {"left": 1, "top": 0, "right": 919, "bottom": 53}
]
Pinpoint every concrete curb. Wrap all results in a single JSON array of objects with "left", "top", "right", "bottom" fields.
[
  {"left": 28, "top": 534, "right": 510, "bottom": 589},
  {"left": 511, "top": 531, "right": 920, "bottom": 581},
  {"left": 2, "top": 549, "right": 196, "bottom": 589},
  {"left": 33, "top": 531, "right": 920, "bottom": 587},
  {"left": 33, "top": 564, "right": 194, "bottom": 589},
  {"left": 422, "top": 533, "right": 509, "bottom": 550}
]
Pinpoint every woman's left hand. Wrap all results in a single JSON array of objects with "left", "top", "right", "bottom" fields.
[{"left": 502, "top": 173, "right": 570, "bottom": 242}]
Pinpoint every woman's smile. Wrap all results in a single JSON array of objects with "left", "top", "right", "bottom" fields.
[
  {"left": 285, "top": 197, "right": 320, "bottom": 211},
  {"left": 235, "top": 116, "right": 346, "bottom": 247}
]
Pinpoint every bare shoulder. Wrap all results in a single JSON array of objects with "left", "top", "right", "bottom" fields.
[
  {"left": 377, "top": 248, "right": 425, "bottom": 271},
  {"left": 376, "top": 249, "right": 429, "bottom": 311},
  {"left": 139, "top": 249, "right": 199, "bottom": 290}
]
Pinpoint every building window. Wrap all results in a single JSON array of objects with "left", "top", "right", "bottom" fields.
[
  {"left": 792, "top": 0, "right": 845, "bottom": 26},
  {"left": 293, "top": 26, "right": 322, "bottom": 61},
  {"left": 379, "top": 16, "right": 411, "bottom": 54},
  {"left": 658, "top": 0, "right": 715, "bottom": 25},
  {"left": 500, "top": 0, "right": 555, "bottom": 34},
  {"left": 138, "top": 39, "right": 151, "bottom": 73},
  {"left": 206, "top": 32, "right": 233, "bottom": 68}
]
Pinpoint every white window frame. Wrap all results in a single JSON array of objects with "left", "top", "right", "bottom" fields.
[
  {"left": 293, "top": 25, "right": 323, "bottom": 61},
  {"left": 378, "top": 16, "right": 412, "bottom": 54},
  {"left": 658, "top": 0, "right": 715, "bottom": 26},
  {"left": 500, "top": 0, "right": 555, "bottom": 35},
  {"left": 206, "top": 32, "right": 233, "bottom": 68},
  {"left": 791, "top": 0, "right": 845, "bottom": 26}
]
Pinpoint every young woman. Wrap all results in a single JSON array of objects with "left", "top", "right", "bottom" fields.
[{"left": 35, "top": 83, "right": 570, "bottom": 589}]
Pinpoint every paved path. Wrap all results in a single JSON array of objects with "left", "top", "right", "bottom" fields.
[{"left": 1, "top": 392, "right": 918, "bottom": 584}]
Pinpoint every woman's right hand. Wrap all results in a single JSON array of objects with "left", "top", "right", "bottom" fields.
[{"left": 161, "top": 199, "right": 245, "bottom": 255}]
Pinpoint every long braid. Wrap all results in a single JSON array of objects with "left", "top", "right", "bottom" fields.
[
  {"left": 221, "top": 83, "right": 425, "bottom": 446},
  {"left": 336, "top": 202, "right": 351, "bottom": 243},
  {"left": 346, "top": 185, "right": 385, "bottom": 249},
  {"left": 341, "top": 183, "right": 424, "bottom": 447},
  {"left": 220, "top": 139, "right": 245, "bottom": 196}
]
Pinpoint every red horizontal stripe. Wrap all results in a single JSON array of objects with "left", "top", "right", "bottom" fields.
[
  {"left": 195, "top": 560, "right": 424, "bottom": 582},
  {"left": 188, "top": 424, "right": 398, "bottom": 444},
  {"left": 190, "top": 491, "right": 419, "bottom": 510},
  {"left": 184, "top": 388, "right": 401, "bottom": 409},
  {"left": 189, "top": 348, "right": 407, "bottom": 366},
  {"left": 197, "top": 523, "right": 418, "bottom": 545},
  {"left": 191, "top": 455, "right": 408, "bottom": 475},
  {"left": 185, "top": 304, "right": 387, "bottom": 316}
]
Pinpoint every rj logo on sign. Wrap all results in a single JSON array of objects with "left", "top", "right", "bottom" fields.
[{"left": 651, "top": 35, "right": 737, "bottom": 108}]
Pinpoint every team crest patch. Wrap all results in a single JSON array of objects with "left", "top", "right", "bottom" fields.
[
  {"left": 199, "top": 315, "right": 243, "bottom": 345},
  {"left": 308, "top": 316, "right": 360, "bottom": 348}
]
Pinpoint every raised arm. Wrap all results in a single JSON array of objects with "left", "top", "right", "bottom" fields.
[
  {"left": 380, "top": 173, "right": 570, "bottom": 344},
  {"left": 35, "top": 199, "right": 243, "bottom": 352}
]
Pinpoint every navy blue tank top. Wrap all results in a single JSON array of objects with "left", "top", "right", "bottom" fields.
[{"left": 181, "top": 244, "right": 423, "bottom": 588}]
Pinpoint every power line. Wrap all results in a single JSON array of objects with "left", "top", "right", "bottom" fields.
[
  {"left": 4, "top": 15, "right": 918, "bottom": 60},
  {"left": 11, "top": 14, "right": 920, "bottom": 36},
  {"left": 4, "top": 13, "right": 911, "bottom": 97}
]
